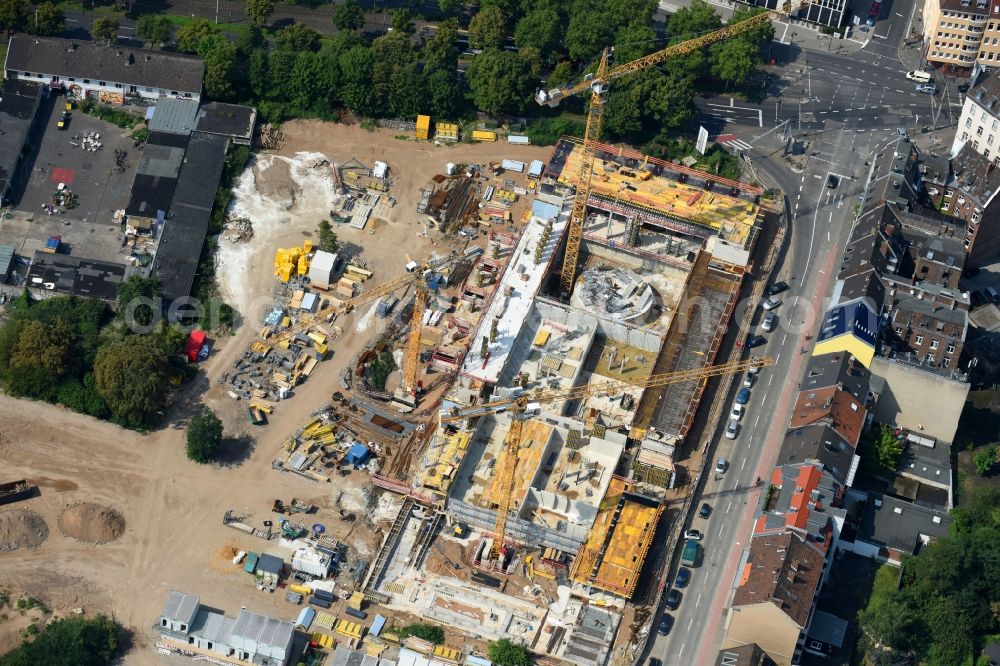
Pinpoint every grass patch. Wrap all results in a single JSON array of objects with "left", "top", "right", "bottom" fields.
[
  {"left": 162, "top": 14, "right": 252, "bottom": 36},
  {"left": 369, "top": 350, "right": 396, "bottom": 391},
  {"left": 525, "top": 115, "right": 585, "bottom": 145},
  {"left": 78, "top": 99, "right": 143, "bottom": 130},
  {"left": 52, "top": 1, "right": 122, "bottom": 15}
]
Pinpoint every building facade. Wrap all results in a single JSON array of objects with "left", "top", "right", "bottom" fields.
[
  {"left": 3, "top": 35, "right": 204, "bottom": 104},
  {"left": 923, "top": 0, "right": 989, "bottom": 68}
]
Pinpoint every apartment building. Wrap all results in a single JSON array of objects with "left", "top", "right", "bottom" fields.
[
  {"left": 955, "top": 68, "right": 1000, "bottom": 157},
  {"left": 924, "top": 0, "right": 989, "bottom": 68},
  {"left": 887, "top": 298, "right": 968, "bottom": 368}
]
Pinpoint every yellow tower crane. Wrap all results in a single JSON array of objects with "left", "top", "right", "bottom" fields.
[
  {"left": 536, "top": 9, "right": 779, "bottom": 295},
  {"left": 439, "top": 355, "right": 775, "bottom": 563}
]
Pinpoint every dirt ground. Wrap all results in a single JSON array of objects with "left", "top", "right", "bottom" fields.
[{"left": 0, "top": 121, "right": 552, "bottom": 663}]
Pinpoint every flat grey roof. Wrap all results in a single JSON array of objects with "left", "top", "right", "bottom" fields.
[
  {"left": 859, "top": 492, "right": 950, "bottom": 554},
  {"left": 149, "top": 98, "right": 200, "bottom": 135},
  {"left": 195, "top": 102, "right": 256, "bottom": 140},
  {"left": 0, "top": 79, "right": 43, "bottom": 199},
  {"left": 27, "top": 251, "right": 126, "bottom": 301},
  {"left": 0, "top": 245, "right": 15, "bottom": 280},
  {"left": 161, "top": 590, "right": 200, "bottom": 626}
]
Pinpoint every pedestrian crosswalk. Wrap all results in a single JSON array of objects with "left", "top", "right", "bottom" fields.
[{"left": 718, "top": 137, "right": 753, "bottom": 152}]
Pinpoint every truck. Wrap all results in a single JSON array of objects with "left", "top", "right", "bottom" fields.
[{"left": 681, "top": 539, "right": 700, "bottom": 567}]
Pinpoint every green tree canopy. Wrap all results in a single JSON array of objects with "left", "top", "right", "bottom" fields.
[
  {"left": 30, "top": 2, "right": 65, "bottom": 36},
  {"left": 487, "top": 638, "right": 532, "bottom": 666},
  {"left": 426, "top": 68, "right": 462, "bottom": 118},
  {"left": 333, "top": 0, "right": 364, "bottom": 32},
  {"left": 116, "top": 276, "right": 162, "bottom": 329},
  {"left": 175, "top": 19, "right": 220, "bottom": 55},
  {"left": 136, "top": 14, "right": 172, "bottom": 47},
  {"left": 245, "top": 0, "right": 274, "bottom": 27},
  {"left": 564, "top": 8, "right": 612, "bottom": 61},
  {"left": 423, "top": 19, "right": 459, "bottom": 71},
  {"left": 874, "top": 424, "right": 904, "bottom": 471},
  {"left": 204, "top": 41, "right": 238, "bottom": 100},
  {"left": 466, "top": 48, "right": 534, "bottom": 116},
  {"left": 186, "top": 408, "right": 224, "bottom": 463},
  {"left": 0, "top": 615, "right": 121, "bottom": 666},
  {"left": 0, "top": 0, "right": 29, "bottom": 34},
  {"left": 514, "top": 6, "right": 560, "bottom": 54},
  {"left": 339, "top": 46, "right": 375, "bottom": 115},
  {"left": 91, "top": 16, "right": 119, "bottom": 45},
  {"left": 973, "top": 445, "right": 997, "bottom": 475},
  {"left": 276, "top": 23, "right": 322, "bottom": 52},
  {"left": 93, "top": 335, "right": 168, "bottom": 428},
  {"left": 317, "top": 219, "right": 340, "bottom": 253},
  {"left": 398, "top": 623, "right": 444, "bottom": 644},
  {"left": 709, "top": 38, "right": 758, "bottom": 88},
  {"left": 469, "top": 5, "right": 506, "bottom": 50}
]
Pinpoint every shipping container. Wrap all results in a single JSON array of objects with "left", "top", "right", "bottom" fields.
[{"left": 472, "top": 130, "right": 497, "bottom": 142}]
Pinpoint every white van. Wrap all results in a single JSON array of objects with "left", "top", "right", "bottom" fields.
[{"left": 907, "top": 70, "right": 933, "bottom": 83}]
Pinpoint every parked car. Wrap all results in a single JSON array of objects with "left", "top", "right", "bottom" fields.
[
  {"left": 699, "top": 503, "right": 712, "bottom": 518},
  {"left": 674, "top": 568, "right": 691, "bottom": 588},
  {"left": 767, "top": 281, "right": 789, "bottom": 296},
  {"left": 736, "top": 387, "right": 751, "bottom": 404},
  {"left": 665, "top": 589, "right": 683, "bottom": 610},
  {"left": 762, "top": 311, "right": 776, "bottom": 332},
  {"left": 657, "top": 615, "right": 674, "bottom": 636},
  {"left": 762, "top": 297, "right": 782, "bottom": 311},
  {"left": 906, "top": 70, "right": 933, "bottom": 83},
  {"left": 731, "top": 403, "right": 745, "bottom": 420},
  {"left": 725, "top": 419, "right": 739, "bottom": 439},
  {"left": 916, "top": 84, "right": 938, "bottom": 95},
  {"left": 746, "top": 334, "right": 767, "bottom": 349},
  {"left": 748, "top": 360, "right": 762, "bottom": 375},
  {"left": 743, "top": 371, "right": 755, "bottom": 388},
  {"left": 826, "top": 174, "right": 839, "bottom": 189},
  {"left": 649, "top": 659, "right": 663, "bottom": 666},
  {"left": 684, "top": 529, "right": 703, "bottom": 541}
]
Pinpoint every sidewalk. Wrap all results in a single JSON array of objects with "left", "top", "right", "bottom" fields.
[{"left": 771, "top": 18, "right": 869, "bottom": 57}]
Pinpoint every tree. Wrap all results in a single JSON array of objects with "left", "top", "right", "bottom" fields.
[
  {"left": 565, "top": 8, "right": 612, "bottom": 61},
  {"left": 339, "top": 46, "right": 375, "bottom": 115},
  {"left": 91, "top": 16, "right": 119, "bottom": 45},
  {"left": 0, "top": 614, "right": 120, "bottom": 666},
  {"left": 276, "top": 23, "right": 321, "bottom": 52},
  {"left": 466, "top": 48, "right": 533, "bottom": 116},
  {"left": 186, "top": 408, "right": 224, "bottom": 463},
  {"left": 874, "top": 424, "right": 904, "bottom": 472},
  {"left": 204, "top": 41, "right": 238, "bottom": 100},
  {"left": 709, "top": 38, "right": 758, "bottom": 88},
  {"left": 469, "top": 5, "right": 505, "bottom": 50},
  {"left": 92, "top": 335, "right": 168, "bottom": 428},
  {"left": 487, "top": 639, "right": 532, "bottom": 666},
  {"left": 136, "top": 14, "right": 172, "bottom": 47},
  {"left": 426, "top": 68, "right": 461, "bottom": 117},
  {"left": 245, "top": 0, "right": 274, "bottom": 27},
  {"left": 514, "top": 7, "right": 560, "bottom": 54},
  {"left": 30, "top": 2, "right": 65, "bottom": 36},
  {"left": 333, "top": 0, "right": 364, "bottom": 32},
  {"left": 116, "top": 276, "right": 162, "bottom": 329},
  {"left": 176, "top": 19, "right": 219, "bottom": 55},
  {"left": 423, "top": 19, "right": 459, "bottom": 71},
  {"left": 391, "top": 8, "right": 414, "bottom": 36},
  {"left": 398, "top": 623, "right": 444, "bottom": 644},
  {"left": 974, "top": 444, "right": 997, "bottom": 475},
  {"left": 317, "top": 220, "right": 340, "bottom": 253},
  {"left": 438, "top": 0, "right": 459, "bottom": 13},
  {"left": 0, "top": 0, "right": 29, "bottom": 34}
]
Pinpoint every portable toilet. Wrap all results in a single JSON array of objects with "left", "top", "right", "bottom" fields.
[{"left": 415, "top": 114, "right": 431, "bottom": 140}]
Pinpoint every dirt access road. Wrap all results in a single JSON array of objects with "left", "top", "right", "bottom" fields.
[{"left": 0, "top": 121, "right": 550, "bottom": 663}]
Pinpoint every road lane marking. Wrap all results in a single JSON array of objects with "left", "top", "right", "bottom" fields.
[
  {"left": 727, "top": 501, "right": 733, "bottom": 513},
  {"left": 718, "top": 525, "right": 725, "bottom": 538},
  {"left": 696, "top": 593, "right": 703, "bottom": 608},
  {"left": 741, "top": 457, "right": 747, "bottom": 469}
]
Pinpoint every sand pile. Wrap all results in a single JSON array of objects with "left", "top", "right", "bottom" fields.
[
  {"left": 0, "top": 510, "right": 49, "bottom": 551},
  {"left": 58, "top": 503, "right": 125, "bottom": 544}
]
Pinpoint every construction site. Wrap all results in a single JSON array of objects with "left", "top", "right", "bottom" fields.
[{"left": 0, "top": 12, "right": 788, "bottom": 666}]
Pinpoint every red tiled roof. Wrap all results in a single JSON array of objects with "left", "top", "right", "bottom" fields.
[
  {"left": 790, "top": 387, "right": 866, "bottom": 445},
  {"left": 732, "top": 532, "right": 826, "bottom": 627}
]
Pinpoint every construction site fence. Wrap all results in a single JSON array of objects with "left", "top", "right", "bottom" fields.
[
  {"left": 376, "top": 118, "right": 417, "bottom": 132},
  {"left": 447, "top": 498, "right": 586, "bottom": 554}
]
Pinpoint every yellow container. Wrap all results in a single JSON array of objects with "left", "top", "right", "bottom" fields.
[
  {"left": 472, "top": 130, "right": 497, "bottom": 142},
  {"left": 416, "top": 114, "right": 431, "bottom": 140}
]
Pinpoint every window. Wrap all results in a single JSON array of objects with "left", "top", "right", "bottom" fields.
[
  {"left": 948, "top": 344, "right": 956, "bottom": 353},
  {"left": 83, "top": 79, "right": 90, "bottom": 84},
  {"left": 895, "top": 326, "right": 904, "bottom": 334},
  {"left": 975, "top": 140, "right": 981, "bottom": 149},
  {"left": 967, "top": 117, "right": 974, "bottom": 127},
  {"left": 931, "top": 340, "right": 939, "bottom": 349},
  {"left": 22, "top": 72, "right": 30, "bottom": 76},
  {"left": 963, "top": 131, "right": 970, "bottom": 140},
  {"left": 916, "top": 335, "right": 924, "bottom": 344},
  {"left": 98, "top": 81, "right": 105, "bottom": 86},
  {"left": 987, "top": 149, "right": 992, "bottom": 158},
  {"left": 977, "top": 126, "right": 984, "bottom": 135},
  {"left": 68, "top": 77, "right": 75, "bottom": 82},
  {"left": 114, "top": 83, "right": 122, "bottom": 88},
  {"left": 170, "top": 90, "right": 178, "bottom": 95}
]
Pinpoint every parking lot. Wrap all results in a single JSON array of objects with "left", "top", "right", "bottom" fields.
[{"left": 2, "top": 92, "right": 141, "bottom": 262}]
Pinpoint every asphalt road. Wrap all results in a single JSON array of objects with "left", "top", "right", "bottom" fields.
[{"left": 644, "top": 1, "right": 927, "bottom": 664}]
